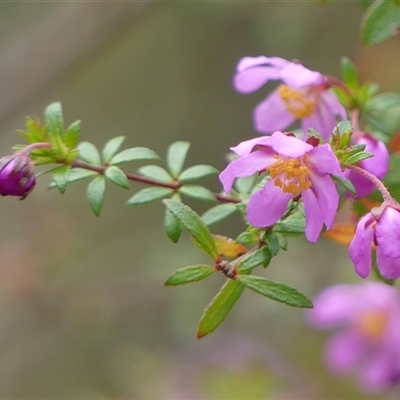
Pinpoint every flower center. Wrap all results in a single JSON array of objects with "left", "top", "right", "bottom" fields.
[
  {"left": 268, "top": 155, "right": 312, "bottom": 195},
  {"left": 356, "top": 310, "right": 388, "bottom": 341},
  {"left": 277, "top": 84, "right": 315, "bottom": 119}
]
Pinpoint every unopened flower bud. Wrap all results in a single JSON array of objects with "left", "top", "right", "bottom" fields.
[{"left": 0, "top": 153, "right": 36, "bottom": 198}]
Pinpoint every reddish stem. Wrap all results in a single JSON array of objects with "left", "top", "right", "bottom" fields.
[
  {"left": 342, "top": 163, "right": 393, "bottom": 202},
  {"left": 71, "top": 159, "right": 240, "bottom": 204}
]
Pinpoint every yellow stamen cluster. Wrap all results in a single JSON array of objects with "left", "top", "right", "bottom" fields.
[
  {"left": 268, "top": 155, "right": 312, "bottom": 195},
  {"left": 278, "top": 84, "right": 315, "bottom": 119},
  {"left": 356, "top": 310, "right": 388, "bottom": 341}
]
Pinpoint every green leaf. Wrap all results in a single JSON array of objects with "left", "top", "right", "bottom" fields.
[
  {"left": 111, "top": 147, "right": 159, "bottom": 165},
  {"left": 105, "top": 166, "right": 130, "bottom": 189},
  {"left": 63, "top": 120, "right": 81, "bottom": 149},
  {"left": 201, "top": 203, "right": 237, "bottom": 226},
  {"left": 102, "top": 136, "right": 126, "bottom": 164},
  {"left": 179, "top": 164, "right": 218, "bottom": 182},
  {"left": 167, "top": 141, "right": 190, "bottom": 178},
  {"left": 197, "top": 279, "right": 245, "bottom": 338},
  {"left": 341, "top": 57, "right": 358, "bottom": 89},
  {"left": 332, "top": 174, "right": 356, "bottom": 195},
  {"left": 87, "top": 176, "right": 106, "bottom": 216},
  {"left": 45, "top": 102, "right": 64, "bottom": 134},
  {"left": 237, "top": 247, "right": 272, "bottom": 272},
  {"left": 237, "top": 275, "right": 313, "bottom": 308},
  {"left": 274, "top": 212, "right": 305, "bottom": 236},
  {"left": 50, "top": 165, "right": 71, "bottom": 194},
  {"left": 364, "top": 93, "right": 400, "bottom": 137},
  {"left": 127, "top": 187, "right": 173, "bottom": 205},
  {"left": 362, "top": 0, "right": 400, "bottom": 45},
  {"left": 138, "top": 165, "right": 172, "bottom": 183},
  {"left": 164, "top": 206, "right": 183, "bottom": 243},
  {"left": 346, "top": 152, "right": 374, "bottom": 165},
  {"left": 236, "top": 231, "right": 259, "bottom": 247},
  {"left": 163, "top": 199, "right": 219, "bottom": 260},
  {"left": 65, "top": 168, "right": 98, "bottom": 184},
  {"left": 78, "top": 142, "right": 102, "bottom": 165},
  {"left": 179, "top": 185, "right": 216, "bottom": 202},
  {"left": 235, "top": 175, "right": 257, "bottom": 194},
  {"left": 264, "top": 231, "right": 280, "bottom": 257},
  {"left": 165, "top": 265, "right": 215, "bottom": 286}
]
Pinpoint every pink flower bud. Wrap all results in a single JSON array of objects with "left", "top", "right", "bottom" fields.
[{"left": 0, "top": 153, "right": 36, "bottom": 198}]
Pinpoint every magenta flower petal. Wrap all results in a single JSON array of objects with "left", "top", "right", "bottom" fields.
[
  {"left": 320, "top": 90, "right": 347, "bottom": 120},
  {"left": 307, "top": 144, "right": 342, "bottom": 176},
  {"left": 268, "top": 131, "right": 313, "bottom": 158},
  {"left": 359, "top": 136, "right": 389, "bottom": 178},
  {"left": 308, "top": 172, "right": 339, "bottom": 229},
  {"left": 307, "top": 285, "right": 360, "bottom": 328},
  {"left": 302, "top": 100, "right": 337, "bottom": 141},
  {"left": 236, "top": 56, "right": 288, "bottom": 72},
  {"left": 358, "top": 351, "right": 393, "bottom": 393},
  {"left": 219, "top": 150, "right": 275, "bottom": 194},
  {"left": 280, "top": 63, "right": 324, "bottom": 88},
  {"left": 230, "top": 136, "right": 273, "bottom": 157},
  {"left": 349, "top": 214, "right": 375, "bottom": 278},
  {"left": 324, "top": 330, "right": 365, "bottom": 374},
  {"left": 254, "top": 90, "right": 296, "bottom": 134},
  {"left": 247, "top": 180, "right": 291, "bottom": 227},
  {"left": 375, "top": 251, "right": 400, "bottom": 279},
  {"left": 302, "top": 187, "right": 324, "bottom": 242},
  {"left": 375, "top": 207, "right": 400, "bottom": 258},
  {"left": 234, "top": 66, "right": 282, "bottom": 94}
]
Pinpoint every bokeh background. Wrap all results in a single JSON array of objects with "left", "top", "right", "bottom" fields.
[{"left": 0, "top": 2, "right": 400, "bottom": 399}]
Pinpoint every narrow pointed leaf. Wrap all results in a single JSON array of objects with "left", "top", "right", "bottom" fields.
[
  {"left": 87, "top": 176, "right": 106, "bottom": 216},
  {"left": 346, "top": 152, "right": 374, "bottom": 165},
  {"left": 165, "top": 265, "right": 215, "bottom": 286},
  {"left": 237, "top": 247, "right": 272, "bottom": 272},
  {"left": 63, "top": 120, "right": 81, "bottom": 148},
  {"left": 45, "top": 102, "right": 64, "bottom": 134},
  {"left": 179, "top": 185, "right": 216, "bottom": 202},
  {"left": 163, "top": 199, "right": 218, "bottom": 260},
  {"left": 78, "top": 141, "right": 102, "bottom": 165},
  {"left": 111, "top": 147, "right": 159, "bottom": 165},
  {"left": 105, "top": 166, "right": 130, "bottom": 189},
  {"left": 179, "top": 164, "right": 218, "bottom": 182},
  {"left": 138, "top": 165, "right": 172, "bottom": 183},
  {"left": 50, "top": 165, "right": 71, "bottom": 194},
  {"left": 341, "top": 57, "right": 358, "bottom": 89},
  {"left": 202, "top": 203, "right": 237, "bottom": 226},
  {"left": 164, "top": 207, "right": 183, "bottom": 243},
  {"left": 332, "top": 174, "right": 356, "bottom": 195},
  {"left": 128, "top": 187, "right": 173, "bottom": 205},
  {"left": 102, "top": 136, "right": 126, "bottom": 164},
  {"left": 167, "top": 141, "right": 190, "bottom": 178},
  {"left": 237, "top": 275, "right": 313, "bottom": 308},
  {"left": 197, "top": 279, "right": 245, "bottom": 338},
  {"left": 48, "top": 168, "right": 97, "bottom": 187}
]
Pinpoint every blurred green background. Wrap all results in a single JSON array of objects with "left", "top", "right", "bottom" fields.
[{"left": 0, "top": 2, "right": 399, "bottom": 399}]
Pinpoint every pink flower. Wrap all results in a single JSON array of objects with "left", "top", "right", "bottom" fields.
[
  {"left": 349, "top": 205, "right": 400, "bottom": 279},
  {"left": 219, "top": 131, "right": 341, "bottom": 242},
  {"left": 344, "top": 133, "right": 389, "bottom": 198},
  {"left": 233, "top": 56, "right": 346, "bottom": 140},
  {"left": 308, "top": 282, "right": 400, "bottom": 393}
]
